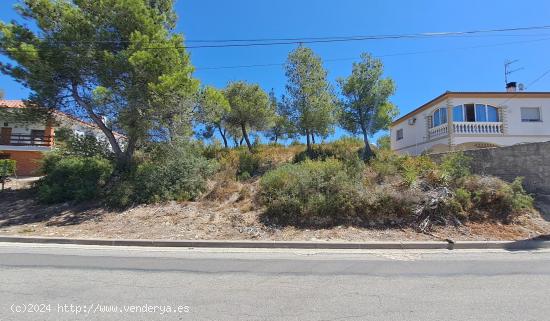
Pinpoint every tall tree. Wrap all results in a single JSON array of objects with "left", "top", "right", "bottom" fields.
[
  {"left": 338, "top": 53, "right": 398, "bottom": 160},
  {"left": 198, "top": 86, "right": 231, "bottom": 148},
  {"left": 224, "top": 81, "right": 274, "bottom": 151},
  {"left": 0, "top": 0, "right": 198, "bottom": 166},
  {"left": 284, "top": 46, "right": 337, "bottom": 154}
]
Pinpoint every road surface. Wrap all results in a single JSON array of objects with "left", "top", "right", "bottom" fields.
[{"left": 0, "top": 243, "right": 549, "bottom": 321}]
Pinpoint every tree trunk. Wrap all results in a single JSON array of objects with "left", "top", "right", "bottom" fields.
[
  {"left": 241, "top": 123, "right": 252, "bottom": 151},
  {"left": 361, "top": 126, "right": 374, "bottom": 161},
  {"left": 311, "top": 133, "right": 316, "bottom": 144},
  {"left": 217, "top": 126, "right": 228, "bottom": 148},
  {"left": 71, "top": 84, "right": 124, "bottom": 162},
  {"left": 239, "top": 137, "right": 244, "bottom": 146},
  {"left": 305, "top": 129, "right": 312, "bottom": 155}
]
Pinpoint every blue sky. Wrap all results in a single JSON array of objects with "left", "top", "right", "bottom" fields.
[{"left": 2, "top": 0, "right": 550, "bottom": 143}]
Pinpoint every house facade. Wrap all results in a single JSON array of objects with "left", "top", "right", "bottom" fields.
[
  {"left": 0, "top": 100, "right": 118, "bottom": 176},
  {"left": 390, "top": 85, "right": 550, "bottom": 155}
]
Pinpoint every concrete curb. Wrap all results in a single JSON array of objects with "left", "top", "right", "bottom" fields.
[{"left": 0, "top": 235, "right": 549, "bottom": 250}]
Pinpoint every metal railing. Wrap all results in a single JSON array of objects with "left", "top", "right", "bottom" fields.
[{"left": 0, "top": 134, "right": 53, "bottom": 146}]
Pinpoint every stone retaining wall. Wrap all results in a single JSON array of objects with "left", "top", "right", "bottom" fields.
[{"left": 430, "top": 141, "right": 550, "bottom": 194}]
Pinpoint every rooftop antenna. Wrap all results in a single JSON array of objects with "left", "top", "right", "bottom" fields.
[{"left": 504, "top": 59, "right": 524, "bottom": 85}]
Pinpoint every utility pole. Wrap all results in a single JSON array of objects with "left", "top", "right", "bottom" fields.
[{"left": 504, "top": 59, "right": 523, "bottom": 85}]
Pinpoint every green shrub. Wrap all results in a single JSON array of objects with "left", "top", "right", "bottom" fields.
[
  {"left": 509, "top": 177, "right": 534, "bottom": 211},
  {"left": 458, "top": 175, "right": 533, "bottom": 221},
  {"left": 106, "top": 143, "right": 217, "bottom": 207},
  {"left": 370, "top": 150, "right": 438, "bottom": 185},
  {"left": 293, "top": 137, "right": 363, "bottom": 164},
  {"left": 37, "top": 155, "right": 113, "bottom": 203},
  {"left": 237, "top": 151, "right": 261, "bottom": 180},
  {"left": 368, "top": 186, "right": 423, "bottom": 222},
  {"left": 0, "top": 159, "right": 16, "bottom": 177},
  {"left": 441, "top": 152, "right": 472, "bottom": 182},
  {"left": 259, "top": 159, "right": 366, "bottom": 227}
]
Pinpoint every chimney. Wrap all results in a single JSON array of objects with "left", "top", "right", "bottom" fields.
[{"left": 506, "top": 82, "right": 517, "bottom": 92}]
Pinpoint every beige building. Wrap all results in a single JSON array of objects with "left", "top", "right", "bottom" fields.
[{"left": 390, "top": 83, "right": 550, "bottom": 155}]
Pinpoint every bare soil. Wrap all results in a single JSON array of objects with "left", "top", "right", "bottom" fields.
[{"left": 1, "top": 182, "right": 549, "bottom": 241}]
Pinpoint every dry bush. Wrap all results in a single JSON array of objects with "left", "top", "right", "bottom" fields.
[{"left": 455, "top": 175, "right": 534, "bottom": 222}]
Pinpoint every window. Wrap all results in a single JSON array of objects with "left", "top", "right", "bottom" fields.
[
  {"left": 521, "top": 107, "right": 541, "bottom": 122},
  {"left": 487, "top": 106, "right": 499, "bottom": 122},
  {"left": 432, "top": 107, "right": 447, "bottom": 127},
  {"left": 30, "top": 130, "right": 45, "bottom": 144},
  {"left": 396, "top": 129, "right": 403, "bottom": 141},
  {"left": 465, "top": 104, "right": 476, "bottom": 122},
  {"left": 475, "top": 104, "right": 487, "bottom": 122},
  {"left": 0, "top": 153, "right": 10, "bottom": 160},
  {"left": 453, "top": 106, "right": 464, "bottom": 121},
  {"left": 452, "top": 104, "right": 499, "bottom": 122}
]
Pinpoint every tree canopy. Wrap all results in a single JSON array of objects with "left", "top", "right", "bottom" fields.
[
  {"left": 224, "top": 81, "right": 274, "bottom": 151},
  {"left": 0, "top": 0, "right": 198, "bottom": 165},
  {"left": 338, "top": 53, "right": 398, "bottom": 159},
  {"left": 284, "top": 46, "right": 337, "bottom": 153}
]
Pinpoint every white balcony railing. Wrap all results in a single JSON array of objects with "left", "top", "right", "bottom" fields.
[
  {"left": 453, "top": 122, "right": 503, "bottom": 135},
  {"left": 428, "top": 123, "right": 448, "bottom": 139}
]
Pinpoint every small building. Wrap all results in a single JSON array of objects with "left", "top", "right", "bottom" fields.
[
  {"left": 0, "top": 100, "right": 121, "bottom": 176},
  {"left": 389, "top": 83, "right": 550, "bottom": 155}
]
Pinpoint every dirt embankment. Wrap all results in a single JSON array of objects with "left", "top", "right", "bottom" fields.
[{"left": 1, "top": 181, "right": 549, "bottom": 241}]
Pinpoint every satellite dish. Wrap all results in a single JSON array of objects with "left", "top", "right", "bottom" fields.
[{"left": 518, "top": 83, "right": 525, "bottom": 91}]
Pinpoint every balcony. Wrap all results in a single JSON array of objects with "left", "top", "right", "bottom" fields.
[
  {"left": 429, "top": 123, "right": 448, "bottom": 139},
  {"left": 0, "top": 134, "right": 53, "bottom": 147},
  {"left": 453, "top": 122, "right": 503, "bottom": 135}
]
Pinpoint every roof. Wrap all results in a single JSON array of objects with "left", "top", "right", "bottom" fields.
[
  {"left": 390, "top": 91, "right": 550, "bottom": 127},
  {"left": 0, "top": 99, "right": 126, "bottom": 139},
  {"left": 0, "top": 100, "right": 26, "bottom": 108}
]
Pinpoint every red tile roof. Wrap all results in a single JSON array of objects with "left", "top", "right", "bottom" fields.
[{"left": 0, "top": 100, "right": 26, "bottom": 108}]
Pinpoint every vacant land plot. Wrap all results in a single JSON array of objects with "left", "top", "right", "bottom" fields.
[{"left": 1, "top": 186, "right": 548, "bottom": 241}]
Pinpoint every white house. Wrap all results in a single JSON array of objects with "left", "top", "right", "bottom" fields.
[{"left": 390, "top": 83, "right": 550, "bottom": 155}]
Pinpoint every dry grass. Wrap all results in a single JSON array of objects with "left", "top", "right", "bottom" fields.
[{"left": 1, "top": 185, "right": 549, "bottom": 241}]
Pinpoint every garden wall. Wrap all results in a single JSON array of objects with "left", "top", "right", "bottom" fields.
[{"left": 430, "top": 141, "right": 550, "bottom": 194}]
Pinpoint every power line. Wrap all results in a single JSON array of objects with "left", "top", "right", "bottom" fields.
[
  {"left": 185, "top": 25, "right": 550, "bottom": 48},
  {"left": 24, "top": 24, "right": 550, "bottom": 45},
  {"left": 195, "top": 37, "right": 550, "bottom": 71},
  {"left": 2, "top": 24, "right": 550, "bottom": 52}
]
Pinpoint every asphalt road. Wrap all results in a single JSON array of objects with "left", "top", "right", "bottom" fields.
[{"left": 0, "top": 243, "right": 549, "bottom": 321}]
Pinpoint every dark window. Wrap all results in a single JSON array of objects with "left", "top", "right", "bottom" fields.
[
  {"left": 464, "top": 104, "right": 476, "bottom": 122},
  {"left": 0, "top": 154, "right": 10, "bottom": 160},
  {"left": 30, "top": 130, "right": 45, "bottom": 144},
  {"left": 396, "top": 129, "right": 404, "bottom": 141}
]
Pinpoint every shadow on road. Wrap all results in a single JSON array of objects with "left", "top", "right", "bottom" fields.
[{"left": 503, "top": 234, "right": 550, "bottom": 251}]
